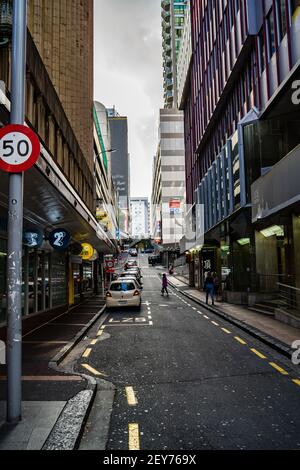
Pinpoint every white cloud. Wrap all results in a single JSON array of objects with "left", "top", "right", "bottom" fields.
[{"left": 94, "top": 0, "right": 163, "bottom": 198}]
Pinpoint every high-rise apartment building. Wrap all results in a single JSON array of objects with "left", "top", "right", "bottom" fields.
[
  {"left": 162, "top": 0, "right": 187, "bottom": 108},
  {"left": 130, "top": 198, "right": 150, "bottom": 240}
]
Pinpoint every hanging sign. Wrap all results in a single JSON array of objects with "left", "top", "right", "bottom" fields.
[
  {"left": 89, "top": 249, "right": 99, "bottom": 262},
  {"left": 49, "top": 229, "right": 71, "bottom": 251},
  {"left": 23, "top": 229, "right": 43, "bottom": 248},
  {"left": 70, "top": 242, "right": 83, "bottom": 256},
  {"left": 80, "top": 243, "right": 94, "bottom": 260},
  {"left": 0, "top": 124, "right": 40, "bottom": 173}
]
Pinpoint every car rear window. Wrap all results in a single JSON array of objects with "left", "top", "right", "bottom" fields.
[{"left": 110, "top": 282, "right": 135, "bottom": 292}]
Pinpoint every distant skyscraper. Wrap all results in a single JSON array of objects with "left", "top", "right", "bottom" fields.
[
  {"left": 108, "top": 108, "right": 130, "bottom": 235},
  {"left": 162, "top": 0, "right": 187, "bottom": 108},
  {"left": 130, "top": 198, "right": 149, "bottom": 239}
]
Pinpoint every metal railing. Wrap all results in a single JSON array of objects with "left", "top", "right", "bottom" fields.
[{"left": 277, "top": 282, "right": 300, "bottom": 315}]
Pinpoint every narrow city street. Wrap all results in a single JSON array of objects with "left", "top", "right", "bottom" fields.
[{"left": 77, "top": 256, "right": 300, "bottom": 451}]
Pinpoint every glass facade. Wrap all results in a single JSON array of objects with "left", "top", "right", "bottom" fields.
[{"left": 0, "top": 238, "right": 69, "bottom": 324}]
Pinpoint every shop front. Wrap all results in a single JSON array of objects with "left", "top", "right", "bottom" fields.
[{"left": 0, "top": 236, "right": 68, "bottom": 324}]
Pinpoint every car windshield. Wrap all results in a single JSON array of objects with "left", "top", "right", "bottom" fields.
[{"left": 110, "top": 282, "right": 135, "bottom": 292}]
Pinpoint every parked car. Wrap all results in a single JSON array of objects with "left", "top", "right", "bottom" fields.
[
  {"left": 129, "top": 248, "right": 138, "bottom": 257},
  {"left": 126, "top": 268, "right": 142, "bottom": 281},
  {"left": 124, "top": 260, "right": 138, "bottom": 270},
  {"left": 106, "top": 280, "right": 141, "bottom": 309},
  {"left": 117, "top": 274, "right": 143, "bottom": 289}
]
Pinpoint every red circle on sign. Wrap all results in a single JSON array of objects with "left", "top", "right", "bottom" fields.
[
  {"left": 0, "top": 124, "right": 41, "bottom": 173},
  {"left": 106, "top": 260, "right": 114, "bottom": 269}
]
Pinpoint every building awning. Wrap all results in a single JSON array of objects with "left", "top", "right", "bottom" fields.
[{"left": 0, "top": 156, "right": 115, "bottom": 254}]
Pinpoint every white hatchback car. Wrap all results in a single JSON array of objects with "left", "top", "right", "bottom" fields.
[{"left": 106, "top": 280, "right": 141, "bottom": 310}]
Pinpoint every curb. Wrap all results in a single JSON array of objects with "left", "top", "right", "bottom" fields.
[
  {"left": 43, "top": 304, "right": 108, "bottom": 450},
  {"left": 50, "top": 304, "right": 107, "bottom": 366},
  {"left": 42, "top": 384, "right": 97, "bottom": 450},
  {"left": 168, "top": 279, "right": 294, "bottom": 359}
]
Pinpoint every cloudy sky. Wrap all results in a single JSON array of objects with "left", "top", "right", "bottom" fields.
[{"left": 94, "top": 0, "right": 163, "bottom": 199}]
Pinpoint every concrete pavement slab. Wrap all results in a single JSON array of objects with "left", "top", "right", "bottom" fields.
[{"left": 0, "top": 401, "right": 65, "bottom": 450}]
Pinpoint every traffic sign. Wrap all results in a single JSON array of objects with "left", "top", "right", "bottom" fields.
[{"left": 0, "top": 124, "right": 40, "bottom": 173}]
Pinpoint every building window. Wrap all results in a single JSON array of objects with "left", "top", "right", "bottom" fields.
[
  {"left": 277, "top": 0, "right": 287, "bottom": 42},
  {"left": 258, "top": 28, "right": 266, "bottom": 74},
  {"left": 267, "top": 8, "right": 276, "bottom": 59}
]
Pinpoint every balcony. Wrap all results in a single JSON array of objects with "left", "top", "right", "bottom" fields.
[
  {"left": 161, "top": 10, "right": 171, "bottom": 23},
  {"left": 163, "top": 56, "right": 173, "bottom": 67},
  {"left": 165, "top": 78, "right": 173, "bottom": 90},
  {"left": 0, "top": 0, "right": 12, "bottom": 44},
  {"left": 162, "top": 19, "right": 171, "bottom": 34},
  {"left": 162, "top": 0, "right": 171, "bottom": 11},
  {"left": 163, "top": 43, "right": 172, "bottom": 55}
]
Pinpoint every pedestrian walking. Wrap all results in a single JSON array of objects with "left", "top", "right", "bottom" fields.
[
  {"left": 161, "top": 273, "right": 169, "bottom": 296},
  {"left": 213, "top": 272, "right": 220, "bottom": 301},
  {"left": 204, "top": 272, "right": 215, "bottom": 305}
]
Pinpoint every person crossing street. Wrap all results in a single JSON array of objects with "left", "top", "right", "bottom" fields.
[{"left": 161, "top": 273, "right": 169, "bottom": 296}]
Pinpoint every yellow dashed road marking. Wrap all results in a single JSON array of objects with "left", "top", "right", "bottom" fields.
[
  {"left": 251, "top": 348, "right": 267, "bottom": 359},
  {"left": 269, "top": 362, "right": 289, "bottom": 375},
  {"left": 203, "top": 315, "right": 209, "bottom": 319},
  {"left": 126, "top": 386, "right": 138, "bottom": 406},
  {"left": 234, "top": 336, "right": 247, "bottom": 345},
  {"left": 82, "top": 364, "right": 108, "bottom": 377},
  {"left": 292, "top": 379, "right": 300, "bottom": 387},
  {"left": 128, "top": 423, "right": 140, "bottom": 450},
  {"left": 211, "top": 321, "right": 219, "bottom": 326},
  {"left": 221, "top": 328, "right": 231, "bottom": 334},
  {"left": 82, "top": 348, "right": 92, "bottom": 358},
  {"left": 90, "top": 339, "right": 98, "bottom": 345}
]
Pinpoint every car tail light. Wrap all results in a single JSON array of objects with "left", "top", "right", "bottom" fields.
[
  {"left": 106, "top": 291, "right": 112, "bottom": 298},
  {"left": 133, "top": 290, "right": 140, "bottom": 297}
]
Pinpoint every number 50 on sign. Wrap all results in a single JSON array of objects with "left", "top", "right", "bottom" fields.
[{"left": 0, "top": 124, "right": 40, "bottom": 173}]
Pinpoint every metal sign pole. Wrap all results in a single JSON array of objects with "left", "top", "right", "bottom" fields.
[{"left": 7, "top": 0, "right": 27, "bottom": 423}]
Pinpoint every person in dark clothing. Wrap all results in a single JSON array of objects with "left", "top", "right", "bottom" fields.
[
  {"left": 204, "top": 272, "right": 215, "bottom": 305},
  {"left": 161, "top": 273, "right": 169, "bottom": 296},
  {"left": 213, "top": 272, "right": 220, "bottom": 301}
]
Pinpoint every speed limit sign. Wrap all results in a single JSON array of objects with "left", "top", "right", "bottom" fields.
[{"left": 0, "top": 124, "right": 41, "bottom": 173}]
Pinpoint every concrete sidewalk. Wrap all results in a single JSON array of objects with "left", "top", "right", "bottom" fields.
[
  {"left": 0, "top": 296, "right": 106, "bottom": 450},
  {"left": 169, "top": 275, "right": 300, "bottom": 350}
]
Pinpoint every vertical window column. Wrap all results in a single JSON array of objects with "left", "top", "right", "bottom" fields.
[
  {"left": 221, "top": 149, "right": 229, "bottom": 218},
  {"left": 226, "top": 140, "right": 235, "bottom": 212},
  {"left": 207, "top": 168, "right": 213, "bottom": 229},
  {"left": 217, "top": 155, "right": 223, "bottom": 221}
]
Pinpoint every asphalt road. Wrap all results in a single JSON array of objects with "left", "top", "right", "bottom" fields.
[{"left": 77, "top": 255, "right": 300, "bottom": 450}]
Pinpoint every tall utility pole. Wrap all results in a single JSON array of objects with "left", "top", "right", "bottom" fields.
[{"left": 6, "top": 0, "right": 27, "bottom": 423}]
